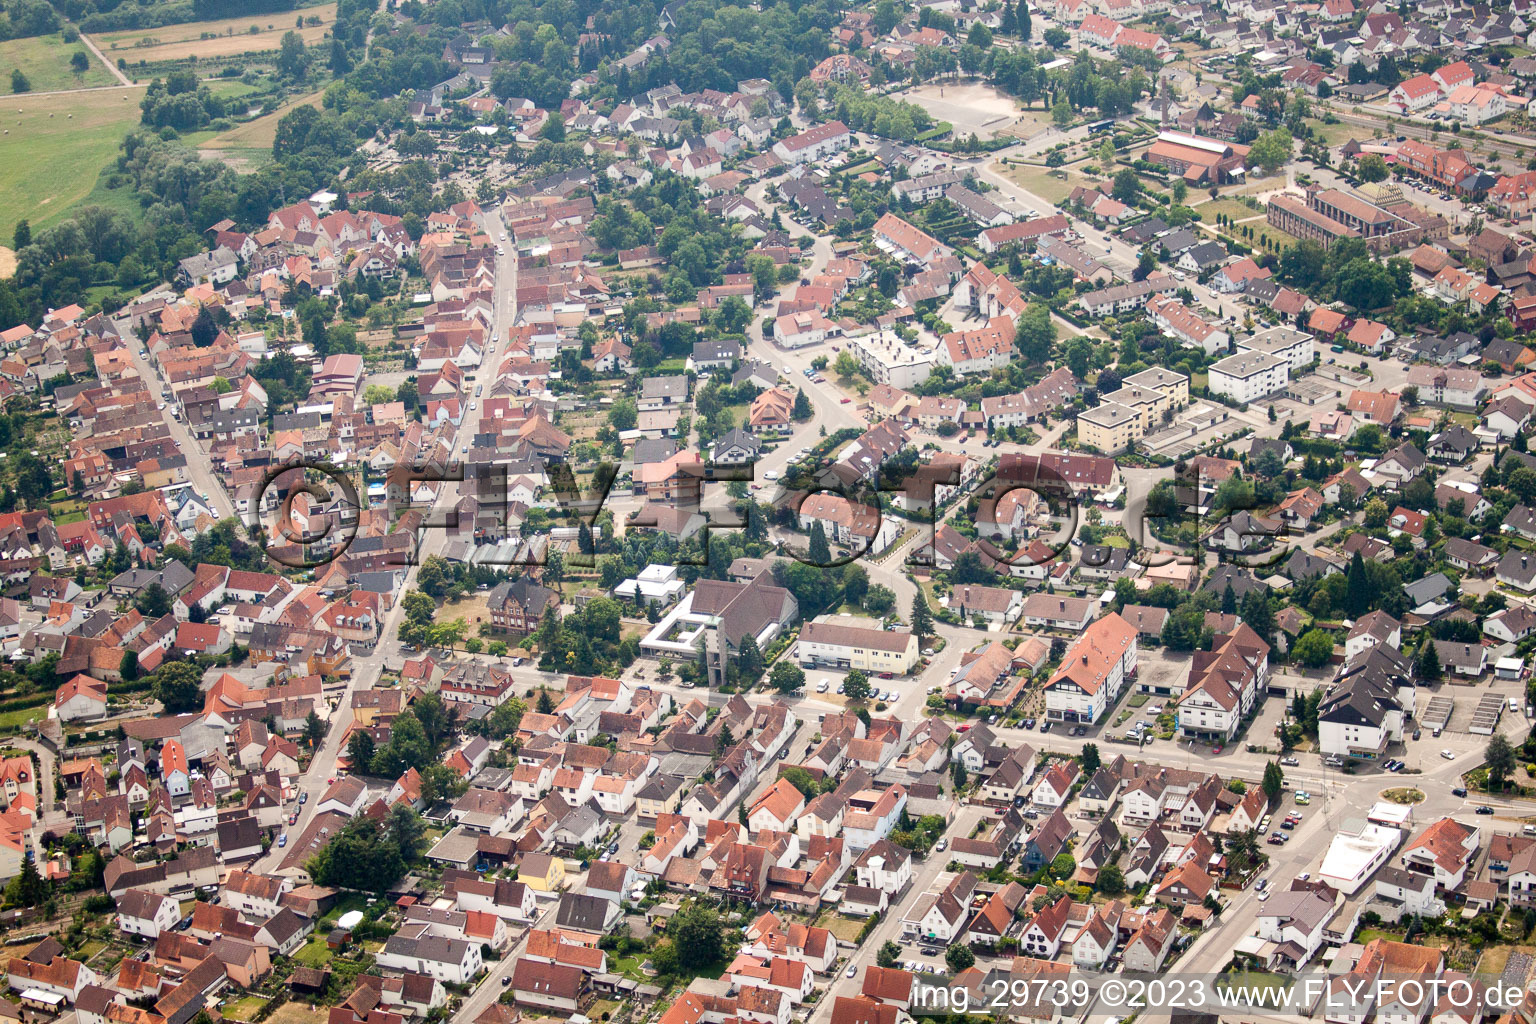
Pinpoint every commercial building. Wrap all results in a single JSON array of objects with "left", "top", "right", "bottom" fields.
[{"left": 798, "top": 619, "right": 920, "bottom": 675}]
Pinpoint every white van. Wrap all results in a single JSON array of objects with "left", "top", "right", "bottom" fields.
[{"left": 816, "top": 679, "right": 829, "bottom": 693}]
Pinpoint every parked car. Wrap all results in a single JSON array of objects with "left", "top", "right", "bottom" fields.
[
  {"left": 1280, "top": 756, "right": 1299, "bottom": 766},
  {"left": 1441, "top": 749, "right": 1456, "bottom": 760}
]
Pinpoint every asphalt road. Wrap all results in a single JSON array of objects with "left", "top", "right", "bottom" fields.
[{"left": 252, "top": 212, "right": 519, "bottom": 876}]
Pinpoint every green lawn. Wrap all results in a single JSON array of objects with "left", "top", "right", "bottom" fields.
[
  {"left": 1303, "top": 117, "right": 1358, "bottom": 147},
  {"left": 0, "top": 705, "right": 45, "bottom": 731},
  {"left": 203, "top": 78, "right": 262, "bottom": 101},
  {"left": 0, "top": 86, "right": 143, "bottom": 231},
  {"left": 290, "top": 935, "right": 334, "bottom": 966},
  {"left": 995, "top": 160, "right": 1079, "bottom": 204},
  {"left": 1197, "top": 197, "right": 1265, "bottom": 224},
  {"left": 221, "top": 997, "right": 267, "bottom": 1022},
  {"left": 0, "top": 34, "right": 116, "bottom": 93}
]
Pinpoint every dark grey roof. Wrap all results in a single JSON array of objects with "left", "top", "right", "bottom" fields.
[{"left": 1403, "top": 572, "right": 1453, "bottom": 606}]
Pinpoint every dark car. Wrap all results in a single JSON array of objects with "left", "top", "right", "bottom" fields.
[
  {"left": 1476, "top": 805, "right": 1496, "bottom": 815},
  {"left": 1022, "top": 718, "right": 1036, "bottom": 729},
  {"left": 1040, "top": 721, "right": 1053, "bottom": 733},
  {"left": 1452, "top": 787, "right": 1468, "bottom": 797}
]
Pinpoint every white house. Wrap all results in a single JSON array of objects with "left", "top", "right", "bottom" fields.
[
  {"left": 1043, "top": 613, "right": 1138, "bottom": 724},
  {"left": 115, "top": 888, "right": 180, "bottom": 939}
]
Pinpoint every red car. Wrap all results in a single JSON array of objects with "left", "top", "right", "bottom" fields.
[{"left": 840, "top": 397, "right": 851, "bottom": 404}]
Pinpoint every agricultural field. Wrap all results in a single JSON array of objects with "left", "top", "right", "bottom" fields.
[
  {"left": 0, "top": 34, "right": 117, "bottom": 93},
  {"left": 0, "top": 86, "right": 142, "bottom": 232},
  {"left": 96, "top": 4, "right": 337, "bottom": 69},
  {"left": 200, "top": 86, "right": 322, "bottom": 149}
]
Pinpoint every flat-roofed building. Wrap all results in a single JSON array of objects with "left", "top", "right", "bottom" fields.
[
  {"left": 1210, "top": 350, "right": 1289, "bottom": 404},
  {"left": 1235, "top": 325, "right": 1315, "bottom": 372},
  {"left": 1123, "top": 366, "right": 1190, "bottom": 405},
  {"left": 1078, "top": 402, "right": 1141, "bottom": 453}
]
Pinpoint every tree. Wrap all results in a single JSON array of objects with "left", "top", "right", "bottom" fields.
[
  {"left": 1487, "top": 733, "right": 1517, "bottom": 791},
  {"left": 844, "top": 670, "right": 871, "bottom": 702},
  {"left": 4, "top": 856, "right": 47, "bottom": 908},
  {"left": 152, "top": 661, "right": 204, "bottom": 714},
  {"left": 134, "top": 582, "right": 172, "bottom": 618},
  {"left": 346, "top": 730, "right": 376, "bottom": 772},
  {"left": 1358, "top": 154, "right": 1389, "bottom": 182},
  {"left": 190, "top": 306, "right": 218, "bottom": 348},
  {"left": 792, "top": 389, "right": 813, "bottom": 420},
  {"left": 303, "top": 710, "right": 325, "bottom": 750},
  {"left": 1416, "top": 635, "right": 1442, "bottom": 681},
  {"left": 1081, "top": 742, "right": 1100, "bottom": 774},
  {"left": 1096, "top": 864, "right": 1125, "bottom": 896},
  {"left": 10, "top": 70, "right": 29, "bottom": 93},
  {"left": 1262, "top": 760, "right": 1284, "bottom": 806},
  {"left": 277, "top": 30, "right": 308, "bottom": 77},
  {"left": 1345, "top": 551, "right": 1371, "bottom": 618},
  {"left": 807, "top": 521, "right": 831, "bottom": 565},
  {"left": 70, "top": 50, "right": 88, "bottom": 74},
  {"left": 119, "top": 650, "right": 139, "bottom": 682},
  {"left": 1248, "top": 127, "right": 1294, "bottom": 175},
  {"left": 945, "top": 944, "right": 976, "bottom": 973},
  {"left": 911, "top": 591, "right": 933, "bottom": 641},
  {"left": 736, "top": 634, "right": 765, "bottom": 683},
  {"left": 771, "top": 661, "right": 805, "bottom": 693},
  {"left": 864, "top": 585, "right": 896, "bottom": 616},
  {"left": 668, "top": 903, "right": 726, "bottom": 970},
  {"left": 1112, "top": 167, "right": 1141, "bottom": 203},
  {"left": 388, "top": 803, "right": 426, "bottom": 860},
  {"left": 1363, "top": 498, "right": 1389, "bottom": 529},
  {"left": 877, "top": 940, "right": 901, "bottom": 968},
  {"left": 951, "top": 550, "right": 995, "bottom": 585},
  {"left": 608, "top": 397, "right": 638, "bottom": 431},
  {"left": 1292, "top": 629, "right": 1334, "bottom": 668},
  {"left": 12, "top": 221, "right": 28, "bottom": 250}
]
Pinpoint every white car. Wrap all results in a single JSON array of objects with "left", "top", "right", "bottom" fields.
[
  {"left": 1257, "top": 890, "right": 1270, "bottom": 902},
  {"left": 1297, "top": 871, "right": 1310, "bottom": 881},
  {"left": 1441, "top": 749, "right": 1456, "bottom": 760},
  {"left": 846, "top": 965, "right": 857, "bottom": 978}
]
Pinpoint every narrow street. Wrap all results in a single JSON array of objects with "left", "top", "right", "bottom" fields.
[{"left": 251, "top": 212, "right": 518, "bottom": 875}]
